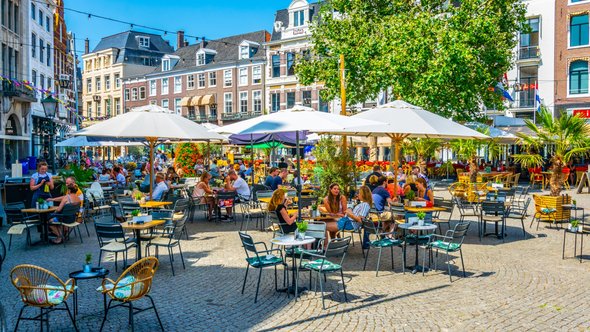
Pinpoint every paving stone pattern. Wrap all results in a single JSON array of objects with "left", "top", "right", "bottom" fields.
[{"left": 1, "top": 189, "right": 590, "bottom": 331}]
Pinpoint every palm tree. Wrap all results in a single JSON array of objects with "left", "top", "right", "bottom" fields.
[
  {"left": 512, "top": 107, "right": 590, "bottom": 196},
  {"left": 407, "top": 138, "right": 441, "bottom": 170},
  {"left": 450, "top": 138, "right": 481, "bottom": 183}
]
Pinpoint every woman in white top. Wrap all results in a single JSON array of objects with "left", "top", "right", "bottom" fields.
[
  {"left": 193, "top": 171, "right": 215, "bottom": 220},
  {"left": 338, "top": 185, "right": 372, "bottom": 231}
]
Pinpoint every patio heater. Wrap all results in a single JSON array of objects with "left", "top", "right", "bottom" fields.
[{"left": 41, "top": 95, "right": 58, "bottom": 172}]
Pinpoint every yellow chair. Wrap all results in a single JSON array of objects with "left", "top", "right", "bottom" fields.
[
  {"left": 98, "top": 257, "right": 163, "bottom": 332},
  {"left": 531, "top": 194, "right": 571, "bottom": 230},
  {"left": 10, "top": 264, "right": 77, "bottom": 331}
]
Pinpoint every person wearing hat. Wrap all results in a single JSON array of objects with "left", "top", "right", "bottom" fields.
[{"left": 148, "top": 172, "right": 169, "bottom": 201}]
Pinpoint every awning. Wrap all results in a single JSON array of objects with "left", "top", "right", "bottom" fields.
[
  {"left": 189, "top": 94, "right": 215, "bottom": 107},
  {"left": 180, "top": 96, "right": 192, "bottom": 107}
]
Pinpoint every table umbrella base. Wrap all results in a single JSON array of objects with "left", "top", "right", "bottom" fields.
[{"left": 278, "top": 285, "right": 307, "bottom": 296}]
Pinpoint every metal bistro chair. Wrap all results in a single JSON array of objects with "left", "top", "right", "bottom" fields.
[
  {"left": 507, "top": 197, "right": 531, "bottom": 239},
  {"left": 98, "top": 257, "right": 164, "bottom": 332},
  {"left": 298, "top": 237, "right": 351, "bottom": 310},
  {"left": 362, "top": 217, "right": 403, "bottom": 277},
  {"left": 95, "top": 223, "right": 137, "bottom": 272},
  {"left": 50, "top": 203, "right": 84, "bottom": 245},
  {"left": 146, "top": 217, "right": 187, "bottom": 276},
  {"left": 5, "top": 202, "right": 40, "bottom": 250},
  {"left": 479, "top": 201, "right": 509, "bottom": 242},
  {"left": 421, "top": 222, "right": 470, "bottom": 282},
  {"left": 238, "top": 232, "right": 288, "bottom": 303},
  {"left": 432, "top": 198, "right": 454, "bottom": 234},
  {"left": 10, "top": 264, "right": 78, "bottom": 332},
  {"left": 216, "top": 191, "right": 237, "bottom": 221}
]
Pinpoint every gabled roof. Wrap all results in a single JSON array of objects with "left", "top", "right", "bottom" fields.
[
  {"left": 92, "top": 31, "right": 174, "bottom": 54},
  {"left": 271, "top": 1, "right": 321, "bottom": 41}
]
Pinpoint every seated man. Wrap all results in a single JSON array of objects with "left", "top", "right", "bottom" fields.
[
  {"left": 225, "top": 170, "right": 251, "bottom": 200},
  {"left": 147, "top": 173, "right": 168, "bottom": 201}
]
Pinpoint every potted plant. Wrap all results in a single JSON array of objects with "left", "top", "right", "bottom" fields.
[
  {"left": 570, "top": 219, "right": 579, "bottom": 232},
  {"left": 131, "top": 209, "right": 141, "bottom": 217},
  {"left": 416, "top": 211, "right": 426, "bottom": 226},
  {"left": 83, "top": 253, "right": 92, "bottom": 273},
  {"left": 37, "top": 198, "right": 47, "bottom": 210},
  {"left": 295, "top": 220, "right": 308, "bottom": 240},
  {"left": 405, "top": 190, "right": 416, "bottom": 204},
  {"left": 134, "top": 192, "right": 143, "bottom": 202},
  {"left": 311, "top": 201, "right": 319, "bottom": 217},
  {"left": 573, "top": 199, "right": 577, "bottom": 207}
]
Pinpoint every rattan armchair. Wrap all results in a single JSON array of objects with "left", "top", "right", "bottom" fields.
[
  {"left": 10, "top": 264, "right": 77, "bottom": 331},
  {"left": 98, "top": 256, "right": 163, "bottom": 332}
]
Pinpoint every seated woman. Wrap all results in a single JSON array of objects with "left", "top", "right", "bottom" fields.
[
  {"left": 268, "top": 188, "right": 297, "bottom": 234},
  {"left": 166, "top": 167, "right": 180, "bottom": 184},
  {"left": 337, "top": 186, "right": 372, "bottom": 231},
  {"left": 98, "top": 168, "right": 112, "bottom": 182},
  {"left": 48, "top": 184, "right": 82, "bottom": 244},
  {"left": 193, "top": 171, "right": 216, "bottom": 220},
  {"left": 415, "top": 177, "right": 434, "bottom": 202},
  {"left": 403, "top": 175, "right": 419, "bottom": 196},
  {"left": 321, "top": 183, "right": 347, "bottom": 239}
]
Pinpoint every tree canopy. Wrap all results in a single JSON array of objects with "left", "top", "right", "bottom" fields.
[{"left": 296, "top": 0, "right": 526, "bottom": 121}]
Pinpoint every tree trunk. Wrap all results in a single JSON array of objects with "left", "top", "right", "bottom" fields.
[
  {"left": 469, "top": 156, "right": 478, "bottom": 183},
  {"left": 550, "top": 159, "right": 564, "bottom": 196}
]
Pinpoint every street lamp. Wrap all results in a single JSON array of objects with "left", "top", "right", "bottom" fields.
[{"left": 41, "top": 95, "right": 58, "bottom": 172}]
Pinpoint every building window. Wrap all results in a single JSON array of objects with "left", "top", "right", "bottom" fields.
[
  {"left": 240, "top": 91, "right": 248, "bottom": 113},
  {"left": 271, "top": 93, "right": 280, "bottom": 112},
  {"left": 174, "top": 76, "right": 182, "bottom": 93},
  {"left": 87, "top": 78, "right": 92, "bottom": 93},
  {"left": 131, "top": 88, "right": 138, "bottom": 101},
  {"left": 31, "top": 3, "right": 35, "bottom": 19},
  {"left": 138, "top": 36, "right": 150, "bottom": 48},
  {"left": 224, "top": 92, "right": 233, "bottom": 113},
  {"left": 95, "top": 77, "right": 101, "bottom": 91},
  {"left": 162, "top": 59, "right": 170, "bottom": 71},
  {"left": 272, "top": 54, "right": 281, "bottom": 78},
  {"left": 187, "top": 75, "right": 195, "bottom": 89},
  {"left": 252, "top": 66, "right": 261, "bottom": 84},
  {"left": 161, "top": 78, "right": 169, "bottom": 94},
  {"left": 124, "top": 89, "right": 130, "bottom": 101},
  {"left": 31, "top": 33, "right": 36, "bottom": 58},
  {"left": 149, "top": 80, "right": 156, "bottom": 96},
  {"left": 570, "top": 14, "right": 589, "bottom": 47},
  {"left": 96, "top": 101, "right": 101, "bottom": 117},
  {"left": 239, "top": 67, "right": 248, "bottom": 86},
  {"left": 39, "top": 10, "right": 43, "bottom": 26},
  {"left": 47, "top": 78, "right": 52, "bottom": 91},
  {"left": 570, "top": 60, "right": 589, "bottom": 95},
  {"left": 46, "top": 15, "right": 50, "bottom": 32},
  {"left": 294, "top": 10, "right": 305, "bottom": 27},
  {"left": 106, "top": 99, "right": 112, "bottom": 117},
  {"left": 162, "top": 99, "right": 169, "bottom": 109},
  {"left": 195, "top": 73, "right": 204, "bottom": 88},
  {"left": 139, "top": 86, "right": 146, "bottom": 99},
  {"left": 209, "top": 72, "right": 217, "bottom": 86},
  {"left": 224, "top": 70, "right": 232, "bottom": 87},
  {"left": 287, "top": 53, "right": 295, "bottom": 76},
  {"left": 319, "top": 93, "right": 329, "bottom": 112},
  {"left": 115, "top": 73, "right": 121, "bottom": 88},
  {"left": 253, "top": 91, "right": 261, "bottom": 113},
  {"left": 46, "top": 42, "right": 51, "bottom": 66},
  {"left": 286, "top": 92, "right": 295, "bottom": 109},
  {"left": 240, "top": 46, "right": 249, "bottom": 59},
  {"left": 197, "top": 52, "right": 205, "bottom": 66},
  {"left": 518, "top": 66, "right": 538, "bottom": 107},
  {"left": 39, "top": 39, "right": 44, "bottom": 62},
  {"left": 175, "top": 98, "right": 182, "bottom": 114},
  {"left": 86, "top": 102, "right": 92, "bottom": 118},
  {"left": 105, "top": 75, "right": 111, "bottom": 90},
  {"left": 31, "top": 70, "right": 37, "bottom": 86},
  {"left": 115, "top": 98, "right": 121, "bottom": 115},
  {"left": 302, "top": 90, "right": 312, "bottom": 107}
]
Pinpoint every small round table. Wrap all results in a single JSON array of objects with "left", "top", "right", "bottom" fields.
[
  {"left": 398, "top": 223, "right": 437, "bottom": 274},
  {"left": 271, "top": 234, "right": 316, "bottom": 296},
  {"left": 69, "top": 267, "right": 109, "bottom": 321}
]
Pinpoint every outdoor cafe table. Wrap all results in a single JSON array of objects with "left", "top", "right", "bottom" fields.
[
  {"left": 398, "top": 222, "right": 437, "bottom": 274},
  {"left": 21, "top": 207, "right": 59, "bottom": 244},
  {"left": 271, "top": 234, "right": 316, "bottom": 295},
  {"left": 121, "top": 219, "right": 166, "bottom": 260},
  {"left": 404, "top": 206, "right": 446, "bottom": 213},
  {"left": 139, "top": 201, "right": 173, "bottom": 209}
]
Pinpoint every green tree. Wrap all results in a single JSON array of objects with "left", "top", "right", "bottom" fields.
[
  {"left": 512, "top": 107, "right": 590, "bottom": 196},
  {"left": 406, "top": 138, "right": 441, "bottom": 169},
  {"left": 313, "top": 136, "right": 356, "bottom": 198},
  {"left": 297, "top": 0, "right": 526, "bottom": 120}
]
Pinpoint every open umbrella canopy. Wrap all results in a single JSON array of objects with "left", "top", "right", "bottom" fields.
[
  {"left": 464, "top": 122, "right": 517, "bottom": 144},
  {"left": 215, "top": 105, "right": 381, "bottom": 135},
  {"left": 73, "top": 105, "right": 226, "bottom": 142},
  {"left": 56, "top": 136, "right": 143, "bottom": 147},
  {"left": 229, "top": 132, "right": 304, "bottom": 146}
]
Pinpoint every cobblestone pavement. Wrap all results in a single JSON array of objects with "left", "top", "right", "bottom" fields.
[{"left": 1, "top": 188, "right": 590, "bottom": 331}]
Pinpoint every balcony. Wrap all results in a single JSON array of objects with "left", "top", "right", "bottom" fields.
[
  {"left": 222, "top": 113, "right": 242, "bottom": 121},
  {"left": 0, "top": 81, "right": 37, "bottom": 102},
  {"left": 518, "top": 46, "right": 540, "bottom": 62}
]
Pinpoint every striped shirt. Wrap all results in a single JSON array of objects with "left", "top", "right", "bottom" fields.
[{"left": 352, "top": 202, "right": 371, "bottom": 219}]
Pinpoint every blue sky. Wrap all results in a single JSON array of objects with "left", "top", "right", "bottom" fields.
[{"left": 66, "top": 0, "right": 295, "bottom": 53}]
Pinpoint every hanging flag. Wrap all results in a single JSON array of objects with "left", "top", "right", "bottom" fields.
[
  {"left": 495, "top": 82, "right": 514, "bottom": 102},
  {"left": 534, "top": 87, "right": 542, "bottom": 113}
]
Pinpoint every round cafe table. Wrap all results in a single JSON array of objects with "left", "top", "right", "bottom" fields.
[
  {"left": 271, "top": 234, "right": 315, "bottom": 296},
  {"left": 398, "top": 223, "right": 437, "bottom": 274}
]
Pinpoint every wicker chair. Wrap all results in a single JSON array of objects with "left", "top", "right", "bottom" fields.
[
  {"left": 0, "top": 238, "right": 6, "bottom": 273},
  {"left": 10, "top": 264, "right": 77, "bottom": 331},
  {"left": 98, "top": 257, "right": 163, "bottom": 332}
]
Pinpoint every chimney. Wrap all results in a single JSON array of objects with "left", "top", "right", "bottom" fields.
[
  {"left": 84, "top": 38, "right": 89, "bottom": 54},
  {"left": 176, "top": 30, "right": 185, "bottom": 50},
  {"left": 200, "top": 38, "right": 206, "bottom": 49}
]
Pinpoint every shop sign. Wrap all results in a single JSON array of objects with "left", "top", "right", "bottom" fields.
[{"left": 573, "top": 109, "right": 590, "bottom": 118}]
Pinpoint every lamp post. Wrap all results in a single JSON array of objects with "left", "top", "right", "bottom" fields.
[{"left": 41, "top": 95, "right": 58, "bottom": 172}]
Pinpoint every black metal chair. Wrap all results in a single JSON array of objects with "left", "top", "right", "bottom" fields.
[
  {"left": 0, "top": 238, "right": 6, "bottom": 273},
  {"left": 422, "top": 222, "right": 470, "bottom": 282},
  {"left": 216, "top": 191, "right": 237, "bottom": 221},
  {"left": 298, "top": 237, "right": 351, "bottom": 309},
  {"left": 51, "top": 203, "right": 83, "bottom": 245},
  {"left": 362, "top": 217, "right": 403, "bottom": 276},
  {"left": 479, "top": 201, "right": 509, "bottom": 242},
  {"left": 94, "top": 223, "right": 136, "bottom": 272},
  {"left": 507, "top": 197, "right": 531, "bottom": 238},
  {"left": 238, "top": 232, "right": 287, "bottom": 303},
  {"left": 432, "top": 198, "right": 454, "bottom": 234},
  {"left": 146, "top": 217, "right": 187, "bottom": 276},
  {"left": 5, "top": 202, "right": 40, "bottom": 250}
]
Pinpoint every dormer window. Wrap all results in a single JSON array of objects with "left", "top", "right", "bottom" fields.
[
  {"left": 197, "top": 53, "right": 206, "bottom": 66},
  {"left": 138, "top": 36, "right": 150, "bottom": 48},
  {"left": 196, "top": 48, "right": 217, "bottom": 66},
  {"left": 294, "top": 10, "right": 305, "bottom": 27},
  {"left": 239, "top": 41, "right": 260, "bottom": 60},
  {"left": 240, "top": 46, "right": 249, "bottom": 60},
  {"left": 162, "top": 59, "right": 170, "bottom": 71}
]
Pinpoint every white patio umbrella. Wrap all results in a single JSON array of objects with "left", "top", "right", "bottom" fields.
[
  {"left": 74, "top": 105, "right": 226, "bottom": 195},
  {"left": 56, "top": 136, "right": 143, "bottom": 147},
  {"left": 329, "top": 100, "right": 490, "bottom": 194},
  {"left": 215, "top": 105, "right": 383, "bottom": 217}
]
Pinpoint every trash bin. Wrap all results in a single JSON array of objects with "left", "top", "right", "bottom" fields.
[
  {"left": 28, "top": 156, "right": 37, "bottom": 171},
  {"left": 21, "top": 161, "right": 28, "bottom": 175}
]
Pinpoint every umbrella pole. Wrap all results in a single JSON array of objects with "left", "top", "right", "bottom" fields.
[
  {"left": 206, "top": 141, "right": 211, "bottom": 171},
  {"left": 148, "top": 137, "right": 157, "bottom": 198},
  {"left": 250, "top": 134, "right": 254, "bottom": 186},
  {"left": 390, "top": 134, "right": 407, "bottom": 201},
  {"left": 296, "top": 131, "right": 301, "bottom": 221}
]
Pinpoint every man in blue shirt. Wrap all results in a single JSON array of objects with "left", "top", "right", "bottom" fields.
[
  {"left": 365, "top": 177, "right": 395, "bottom": 248},
  {"left": 148, "top": 173, "right": 168, "bottom": 201},
  {"left": 264, "top": 167, "right": 278, "bottom": 189},
  {"left": 272, "top": 169, "right": 288, "bottom": 190}
]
